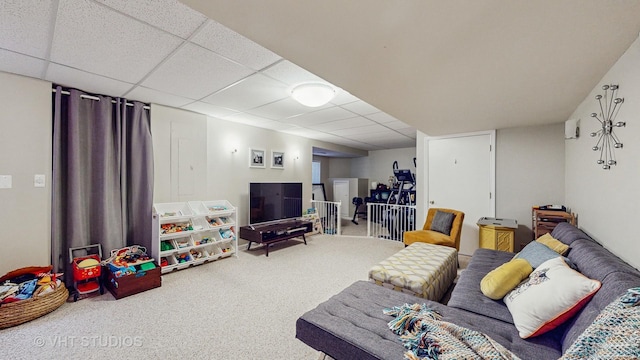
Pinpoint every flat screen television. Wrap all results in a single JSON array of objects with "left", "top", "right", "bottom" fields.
[{"left": 249, "top": 182, "right": 303, "bottom": 225}]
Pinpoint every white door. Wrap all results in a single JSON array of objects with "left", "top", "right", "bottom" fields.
[
  {"left": 427, "top": 132, "right": 495, "bottom": 256},
  {"left": 333, "top": 180, "right": 350, "bottom": 218}
]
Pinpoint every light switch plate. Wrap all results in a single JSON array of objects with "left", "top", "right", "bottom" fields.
[
  {"left": 0, "top": 175, "right": 12, "bottom": 189},
  {"left": 34, "top": 174, "right": 46, "bottom": 188}
]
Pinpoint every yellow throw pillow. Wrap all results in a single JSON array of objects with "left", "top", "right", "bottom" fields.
[
  {"left": 480, "top": 259, "right": 533, "bottom": 300},
  {"left": 536, "top": 233, "right": 569, "bottom": 255}
]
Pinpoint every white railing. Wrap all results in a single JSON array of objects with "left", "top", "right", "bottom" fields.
[
  {"left": 367, "top": 203, "right": 417, "bottom": 242},
  {"left": 310, "top": 200, "right": 342, "bottom": 235}
]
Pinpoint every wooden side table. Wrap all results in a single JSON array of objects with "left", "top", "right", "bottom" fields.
[{"left": 477, "top": 217, "right": 518, "bottom": 252}]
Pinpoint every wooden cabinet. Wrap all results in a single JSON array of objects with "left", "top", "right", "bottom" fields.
[
  {"left": 477, "top": 217, "right": 517, "bottom": 252},
  {"left": 532, "top": 207, "right": 576, "bottom": 239}
]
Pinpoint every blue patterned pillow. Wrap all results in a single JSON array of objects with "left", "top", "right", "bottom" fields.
[
  {"left": 431, "top": 211, "right": 455, "bottom": 235},
  {"left": 515, "top": 241, "right": 576, "bottom": 269}
]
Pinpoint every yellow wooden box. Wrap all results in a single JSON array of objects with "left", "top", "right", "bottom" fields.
[{"left": 477, "top": 217, "right": 517, "bottom": 252}]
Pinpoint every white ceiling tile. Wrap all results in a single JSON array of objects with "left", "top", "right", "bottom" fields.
[
  {"left": 181, "top": 101, "right": 239, "bottom": 118},
  {"left": 201, "top": 73, "right": 288, "bottom": 111},
  {"left": 331, "top": 124, "right": 391, "bottom": 136},
  {"left": 247, "top": 97, "right": 325, "bottom": 120},
  {"left": 255, "top": 121, "right": 298, "bottom": 132},
  {"left": 281, "top": 127, "right": 328, "bottom": 139},
  {"left": 125, "top": 85, "right": 193, "bottom": 107},
  {"left": 340, "top": 100, "right": 380, "bottom": 115},
  {"left": 223, "top": 113, "right": 297, "bottom": 131},
  {"left": 366, "top": 139, "right": 416, "bottom": 149},
  {"left": 308, "top": 133, "right": 347, "bottom": 142},
  {"left": 0, "top": 0, "right": 54, "bottom": 58},
  {"left": 348, "top": 130, "right": 405, "bottom": 142},
  {"left": 282, "top": 106, "right": 356, "bottom": 125},
  {"left": 142, "top": 43, "right": 254, "bottom": 100},
  {"left": 397, "top": 128, "right": 417, "bottom": 138},
  {"left": 192, "top": 20, "right": 282, "bottom": 71},
  {"left": 384, "top": 120, "right": 414, "bottom": 130},
  {"left": 95, "top": 0, "right": 207, "bottom": 39},
  {"left": 308, "top": 116, "right": 376, "bottom": 131},
  {"left": 330, "top": 91, "right": 359, "bottom": 106},
  {"left": 0, "top": 49, "right": 46, "bottom": 78},
  {"left": 367, "top": 111, "right": 400, "bottom": 123},
  {"left": 261, "top": 60, "right": 325, "bottom": 86},
  {"left": 329, "top": 138, "right": 377, "bottom": 150},
  {"left": 51, "top": 0, "right": 182, "bottom": 83},
  {"left": 46, "top": 63, "right": 133, "bottom": 96}
]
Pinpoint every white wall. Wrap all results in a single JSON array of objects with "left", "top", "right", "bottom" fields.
[
  {"left": 0, "top": 72, "right": 51, "bottom": 276},
  {"left": 565, "top": 36, "right": 640, "bottom": 270},
  {"left": 496, "top": 124, "right": 565, "bottom": 250},
  {"left": 351, "top": 147, "right": 416, "bottom": 188},
  {"left": 415, "top": 125, "right": 565, "bottom": 252},
  {"left": 150, "top": 105, "right": 366, "bottom": 226},
  {"left": 151, "top": 104, "right": 208, "bottom": 203}
]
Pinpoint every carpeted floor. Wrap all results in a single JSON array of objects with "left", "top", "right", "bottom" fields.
[{"left": 0, "top": 235, "right": 470, "bottom": 360}]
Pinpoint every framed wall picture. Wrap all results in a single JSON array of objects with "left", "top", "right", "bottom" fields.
[
  {"left": 271, "top": 150, "right": 285, "bottom": 169},
  {"left": 249, "top": 148, "right": 266, "bottom": 168}
]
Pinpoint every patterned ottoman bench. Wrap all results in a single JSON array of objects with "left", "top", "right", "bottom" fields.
[{"left": 368, "top": 242, "right": 457, "bottom": 301}]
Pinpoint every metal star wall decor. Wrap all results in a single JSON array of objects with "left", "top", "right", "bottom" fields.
[{"left": 590, "top": 84, "right": 626, "bottom": 170}]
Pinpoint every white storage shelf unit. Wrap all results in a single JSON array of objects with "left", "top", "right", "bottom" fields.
[{"left": 152, "top": 200, "right": 237, "bottom": 274}]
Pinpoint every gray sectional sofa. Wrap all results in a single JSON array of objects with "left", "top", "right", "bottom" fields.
[{"left": 296, "top": 222, "right": 640, "bottom": 359}]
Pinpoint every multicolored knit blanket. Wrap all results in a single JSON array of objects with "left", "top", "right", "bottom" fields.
[
  {"left": 561, "top": 287, "right": 640, "bottom": 359},
  {"left": 384, "top": 303, "right": 520, "bottom": 360}
]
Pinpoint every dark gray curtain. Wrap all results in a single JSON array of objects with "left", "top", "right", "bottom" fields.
[{"left": 52, "top": 86, "right": 153, "bottom": 281}]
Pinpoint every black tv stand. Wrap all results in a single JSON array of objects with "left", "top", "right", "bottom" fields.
[{"left": 239, "top": 219, "right": 313, "bottom": 256}]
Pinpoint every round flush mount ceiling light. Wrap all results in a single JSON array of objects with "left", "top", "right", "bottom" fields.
[{"left": 291, "top": 83, "right": 336, "bottom": 107}]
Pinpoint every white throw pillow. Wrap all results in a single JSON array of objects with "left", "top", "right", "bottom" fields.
[{"left": 504, "top": 256, "right": 601, "bottom": 338}]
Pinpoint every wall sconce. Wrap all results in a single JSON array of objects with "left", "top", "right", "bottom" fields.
[{"left": 590, "top": 84, "right": 625, "bottom": 170}]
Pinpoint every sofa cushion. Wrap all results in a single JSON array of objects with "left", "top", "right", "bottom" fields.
[
  {"left": 551, "top": 222, "right": 594, "bottom": 245},
  {"left": 504, "top": 257, "right": 601, "bottom": 338},
  {"left": 514, "top": 241, "right": 563, "bottom": 268},
  {"left": 431, "top": 210, "right": 455, "bottom": 235},
  {"left": 567, "top": 239, "right": 640, "bottom": 280},
  {"left": 403, "top": 229, "right": 455, "bottom": 247},
  {"left": 480, "top": 258, "right": 532, "bottom": 300},
  {"left": 536, "top": 233, "right": 569, "bottom": 255},
  {"left": 448, "top": 248, "right": 515, "bottom": 324},
  {"left": 296, "top": 280, "right": 562, "bottom": 360}
]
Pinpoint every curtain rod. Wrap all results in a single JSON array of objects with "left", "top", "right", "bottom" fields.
[{"left": 52, "top": 89, "right": 150, "bottom": 110}]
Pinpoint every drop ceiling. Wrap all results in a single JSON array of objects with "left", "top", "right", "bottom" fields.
[
  {"left": 182, "top": 0, "right": 640, "bottom": 137},
  {"left": 0, "top": 0, "right": 416, "bottom": 152},
  {"left": 3, "top": 1, "right": 640, "bottom": 152}
]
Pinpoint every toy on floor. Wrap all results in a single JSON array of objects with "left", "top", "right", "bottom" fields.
[{"left": 69, "top": 244, "right": 104, "bottom": 302}]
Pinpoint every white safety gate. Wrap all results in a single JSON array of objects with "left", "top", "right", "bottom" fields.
[
  {"left": 310, "top": 200, "right": 342, "bottom": 235},
  {"left": 367, "top": 203, "right": 417, "bottom": 241}
]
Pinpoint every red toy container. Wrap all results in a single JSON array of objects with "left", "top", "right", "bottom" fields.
[
  {"left": 69, "top": 245, "right": 104, "bottom": 301},
  {"left": 72, "top": 254, "right": 102, "bottom": 281}
]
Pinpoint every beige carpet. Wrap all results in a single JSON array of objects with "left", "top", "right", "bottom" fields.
[
  {"left": 1, "top": 235, "right": 471, "bottom": 360},
  {"left": 0, "top": 235, "right": 405, "bottom": 360}
]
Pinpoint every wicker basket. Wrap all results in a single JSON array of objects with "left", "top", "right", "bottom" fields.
[{"left": 0, "top": 284, "right": 69, "bottom": 329}]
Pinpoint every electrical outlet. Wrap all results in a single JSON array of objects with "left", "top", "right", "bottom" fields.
[
  {"left": 34, "top": 174, "right": 46, "bottom": 188},
  {"left": 0, "top": 175, "right": 12, "bottom": 189}
]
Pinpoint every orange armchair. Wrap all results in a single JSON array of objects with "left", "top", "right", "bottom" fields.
[{"left": 403, "top": 208, "right": 465, "bottom": 251}]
